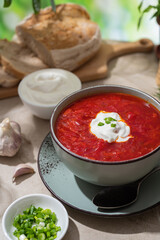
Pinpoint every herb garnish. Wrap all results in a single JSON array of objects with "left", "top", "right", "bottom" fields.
[
  {"left": 98, "top": 122, "right": 104, "bottom": 126},
  {"left": 104, "top": 117, "right": 116, "bottom": 124},
  {"left": 98, "top": 117, "right": 117, "bottom": 127},
  {"left": 13, "top": 205, "right": 61, "bottom": 240}
]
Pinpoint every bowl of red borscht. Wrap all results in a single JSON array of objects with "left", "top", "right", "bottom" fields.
[{"left": 50, "top": 85, "right": 160, "bottom": 186}]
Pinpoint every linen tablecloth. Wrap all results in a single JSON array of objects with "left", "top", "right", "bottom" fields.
[{"left": 0, "top": 42, "right": 160, "bottom": 240}]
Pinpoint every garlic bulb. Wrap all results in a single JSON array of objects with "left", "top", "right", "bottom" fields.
[{"left": 0, "top": 118, "right": 22, "bottom": 157}]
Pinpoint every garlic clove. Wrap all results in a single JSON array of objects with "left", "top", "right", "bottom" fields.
[
  {"left": 0, "top": 118, "right": 22, "bottom": 157},
  {"left": 12, "top": 164, "right": 35, "bottom": 182}
]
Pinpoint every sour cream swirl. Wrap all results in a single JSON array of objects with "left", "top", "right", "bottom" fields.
[{"left": 90, "top": 111, "right": 132, "bottom": 143}]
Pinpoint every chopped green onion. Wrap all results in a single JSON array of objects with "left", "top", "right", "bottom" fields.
[
  {"left": 105, "top": 120, "right": 110, "bottom": 124},
  {"left": 13, "top": 205, "right": 61, "bottom": 240},
  {"left": 104, "top": 117, "right": 117, "bottom": 122},
  {"left": 38, "top": 233, "right": 45, "bottom": 240},
  {"left": 104, "top": 117, "right": 117, "bottom": 125},
  {"left": 98, "top": 122, "right": 104, "bottom": 126},
  {"left": 111, "top": 123, "right": 116, "bottom": 127},
  {"left": 112, "top": 118, "right": 117, "bottom": 121}
]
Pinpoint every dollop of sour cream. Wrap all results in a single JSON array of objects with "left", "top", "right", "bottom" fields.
[
  {"left": 90, "top": 111, "right": 132, "bottom": 143},
  {"left": 19, "top": 69, "right": 81, "bottom": 105}
]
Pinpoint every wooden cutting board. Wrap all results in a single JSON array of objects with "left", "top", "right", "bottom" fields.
[{"left": 0, "top": 38, "right": 154, "bottom": 99}]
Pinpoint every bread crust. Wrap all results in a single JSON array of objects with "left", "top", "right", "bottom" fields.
[{"left": 16, "top": 3, "right": 101, "bottom": 70}]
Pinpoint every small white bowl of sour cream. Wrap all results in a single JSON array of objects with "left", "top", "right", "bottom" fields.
[{"left": 18, "top": 69, "right": 82, "bottom": 119}]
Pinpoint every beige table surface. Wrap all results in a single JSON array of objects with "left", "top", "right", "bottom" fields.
[{"left": 1, "top": 45, "right": 160, "bottom": 240}]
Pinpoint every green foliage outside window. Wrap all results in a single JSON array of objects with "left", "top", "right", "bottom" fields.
[{"left": 0, "top": 0, "right": 158, "bottom": 43}]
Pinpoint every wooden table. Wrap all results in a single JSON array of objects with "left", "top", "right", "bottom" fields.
[{"left": 0, "top": 44, "right": 160, "bottom": 240}]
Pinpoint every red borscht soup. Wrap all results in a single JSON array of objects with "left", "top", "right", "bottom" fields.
[{"left": 55, "top": 93, "right": 160, "bottom": 162}]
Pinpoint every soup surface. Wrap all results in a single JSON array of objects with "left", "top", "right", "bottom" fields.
[{"left": 55, "top": 93, "right": 160, "bottom": 162}]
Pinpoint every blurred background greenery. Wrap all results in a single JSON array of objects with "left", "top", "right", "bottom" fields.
[{"left": 0, "top": 0, "right": 159, "bottom": 43}]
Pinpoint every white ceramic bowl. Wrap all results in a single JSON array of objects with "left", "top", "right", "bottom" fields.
[
  {"left": 18, "top": 69, "right": 82, "bottom": 120},
  {"left": 2, "top": 194, "right": 69, "bottom": 240},
  {"left": 50, "top": 85, "right": 160, "bottom": 186}
]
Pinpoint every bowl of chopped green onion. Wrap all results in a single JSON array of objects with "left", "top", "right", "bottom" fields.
[{"left": 2, "top": 194, "right": 69, "bottom": 240}]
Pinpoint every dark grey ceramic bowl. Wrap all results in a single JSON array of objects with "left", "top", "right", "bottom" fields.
[{"left": 50, "top": 85, "right": 160, "bottom": 186}]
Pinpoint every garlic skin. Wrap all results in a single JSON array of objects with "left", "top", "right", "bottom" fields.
[
  {"left": 12, "top": 163, "right": 35, "bottom": 182},
  {"left": 0, "top": 118, "right": 22, "bottom": 157}
]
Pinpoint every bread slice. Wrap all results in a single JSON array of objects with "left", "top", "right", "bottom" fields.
[
  {"left": 0, "top": 51, "right": 20, "bottom": 88},
  {"left": 16, "top": 3, "right": 101, "bottom": 71},
  {"left": 0, "top": 66, "right": 20, "bottom": 87},
  {"left": 0, "top": 39, "right": 48, "bottom": 79}
]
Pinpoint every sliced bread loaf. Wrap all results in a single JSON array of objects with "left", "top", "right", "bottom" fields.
[
  {"left": 0, "top": 39, "right": 48, "bottom": 79},
  {"left": 16, "top": 3, "right": 101, "bottom": 71}
]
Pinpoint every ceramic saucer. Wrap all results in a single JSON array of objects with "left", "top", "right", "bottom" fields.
[{"left": 38, "top": 133, "right": 160, "bottom": 217}]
